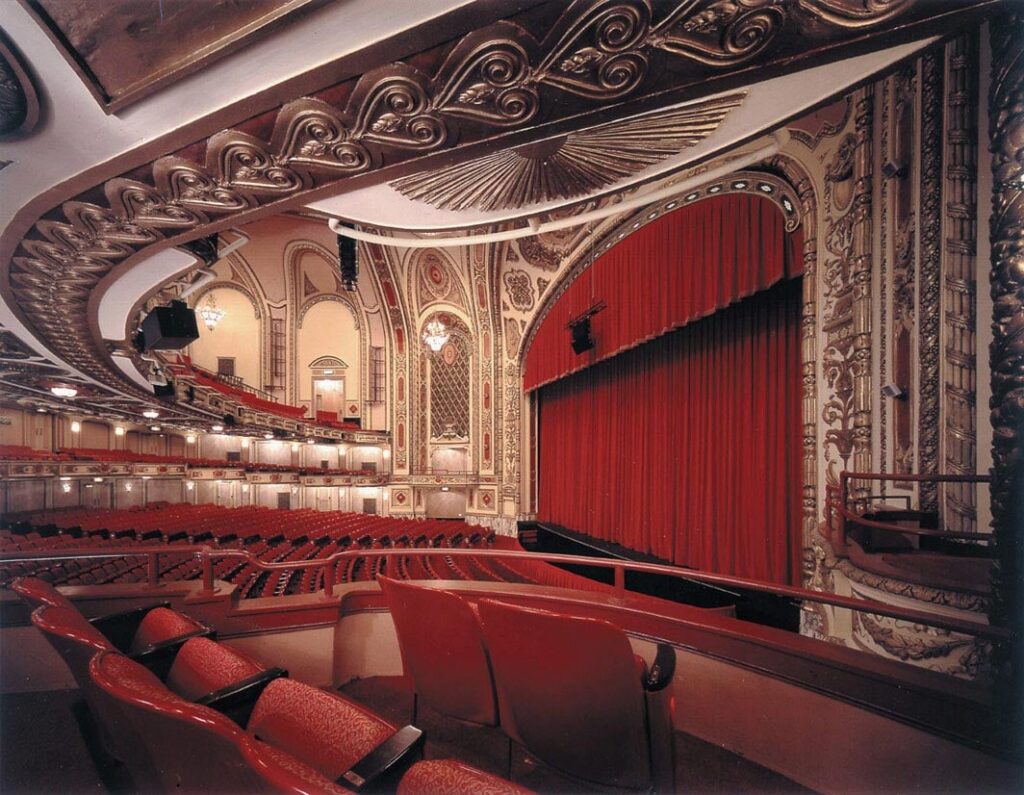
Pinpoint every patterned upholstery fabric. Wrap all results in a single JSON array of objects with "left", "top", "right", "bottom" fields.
[
  {"left": 10, "top": 577, "right": 73, "bottom": 610},
  {"left": 166, "top": 638, "right": 261, "bottom": 700},
  {"left": 398, "top": 761, "right": 533, "bottom": 795},
  {"left": 248, "top": 678, "right": 394, "bottom": 779},
  {"left": 128, "top": 607, "right": 202, "bottom": 653},
  {"left": 249, "top": 740, "right": 349, "bottom": 794}
]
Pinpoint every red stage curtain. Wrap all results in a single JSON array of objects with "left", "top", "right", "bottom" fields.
[
  {"left": 537, "top": 279, "right": 802, "bottom": 585},
  {"left": 524, "top": 194, "right": 802, "bottom": 391}
]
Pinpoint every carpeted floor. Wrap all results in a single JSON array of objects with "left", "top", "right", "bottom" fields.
[{"left": 339, "top": 675, "right": 813, "bottom": 794}]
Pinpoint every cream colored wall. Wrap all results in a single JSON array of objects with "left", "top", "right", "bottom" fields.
[
  {"left": 189, "top": 287, "right": 262, "bottom": 388},
  {"left": 0, "top": 406, "right": 53, "bottom": 450},
  {"left": 297, "top": 300, "right": 360, "bottom": 405}
]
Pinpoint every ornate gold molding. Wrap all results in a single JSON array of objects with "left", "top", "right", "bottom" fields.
[
  {"left": 918, "top": 50, "right": 943, "bottom": 509},
  {"left": 942, "top": 33, "right": 979, "bottom": 533},
  {"left": 389, "top": 94, "right": 745, "bottom": 211},
  {"left": 4, "top": 0, "right": 988, "bottom": 411}
]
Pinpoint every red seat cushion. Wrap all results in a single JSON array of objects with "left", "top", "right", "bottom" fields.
[
  {"left": 398, "top": 760, "right": 533, "bottom": 795},
  {"left": 247, "top": 678, "right": 394, "bottom": 779},
  {"left": 129, "top": 607, "right": 202, "bottom": 654},
  {"left": 165, "top": 638, "right": 262, "bottom": 700}
]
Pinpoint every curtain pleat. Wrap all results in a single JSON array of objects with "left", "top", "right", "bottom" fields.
[
  {"left": 524, "top": 194, "right": 802, "bottom": 391},
  {"left": 536, "top": 279, "right": 802, "bottom": 585}
]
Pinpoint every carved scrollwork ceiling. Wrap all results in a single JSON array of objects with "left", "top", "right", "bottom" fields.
[
  {"left": 2, "top": 0, "right": 973, "bottom": 403},
  {"left": 389, "top": 94, "right": 745, "bottom": 211}
]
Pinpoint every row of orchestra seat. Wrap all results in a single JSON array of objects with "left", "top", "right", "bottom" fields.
[
  {"left": 380, "top": 577, "right": 677, "bottom": 792},
  {"left": 10, "top": 577, "right": 527, "bottom": 794},
  {"left": 1, "top": 505, "right": 611, "bottom": 598}
]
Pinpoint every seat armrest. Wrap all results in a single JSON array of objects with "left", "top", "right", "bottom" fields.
[
  {"left": 89, "top": 602, "right": 172, "bottom": 652},
  {"left": 130, "top": 629, "right": 214, "bottom": 679},
  {"left": 644, "top": 643, "right": 676, "bottom": 692},
  {"left": 336, "top": 725, "right": 424, "bottom": 791},
  {"left": 196, "top": 667, "right": 288, "bottom": 727}
]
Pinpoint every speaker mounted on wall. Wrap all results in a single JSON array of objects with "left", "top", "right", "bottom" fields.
[
  {"left": 566, "top": 300, "right": 606, "bottom": 355},
  {"left": 337, "top": 234, "right": 358, "bottom": 292},
  {"left": 139, "top": 300, "right": 200, "bottom": 350}
]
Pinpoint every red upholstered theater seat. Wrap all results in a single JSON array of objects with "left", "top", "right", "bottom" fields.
[
  {"left": 379, "top": 576, "right": 498, "bottom": 726},
  {"left": 128, "top": 607, "right": 206, "bottom": 654},
  {"left": 89, "top": 650, "right": 346, "bottom": 793},
  {"left": 477, "top": 598, "right": 676, "bottom": 792},
  {"left": 165, "top": 637, "right": 264, "bottom": 700},
  {"left": 247, "top": 677, "right": 396, "bottom": 781},
  {"left": 10, "top": 576, "right": 73, "bottom": 610},
  {"left": 398, "top": 760, "right": 533, "bottom": 795}
]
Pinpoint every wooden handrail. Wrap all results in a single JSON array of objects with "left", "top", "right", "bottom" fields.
[
  {"left": 830, "top": 471, "right": 992, "bottom": 551},
  {"left": 1, "top": 544, "right": 1008, "bottom": 641}
]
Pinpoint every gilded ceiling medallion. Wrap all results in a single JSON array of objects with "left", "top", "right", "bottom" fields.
[{"left": 390, "top": 92, "right": 745, "bottom": 211}]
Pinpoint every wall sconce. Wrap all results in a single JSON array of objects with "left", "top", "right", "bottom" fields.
[
  {"left": 61, "top": 482, "right": 71, "bottom": 493},
  {"left": 291, "top": 486, "right": 299, "bottom": 494},
  {"left": 242, "top": 484, "right": 250, "bottom": 493},
  {"left": 70, "top": 421, "right": 81, "bottom": 433},
  {"left": 114, "top": 426, "right": 125, "bottom": 436},
  {"left": 93, "top": 477, "right": 104, "bottom": 483},
  {"left": 291, "top": 442, "right": 300, "bottom": 452},
  {"left": 124, "top": 482, "right": 133, "bottom": 492},
  {"left": 881, "top": 383, "right": 908, "bottom": 400},
  {"left": 241, "top": 438, "right": 250, "bottom": 448},
  {"left": 186, "top": 481, "right": 194, "bottom": 491},
  {"left": 186, "top": 434, "right": 196, "bottom": 444}
]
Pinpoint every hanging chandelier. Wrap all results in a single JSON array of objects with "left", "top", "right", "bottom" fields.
[
  {"left": 422, "top": 319, "right": 449, "bottom": 352},
  {"left": 199, "top": 295, "right": 225, "bottom": 331}
]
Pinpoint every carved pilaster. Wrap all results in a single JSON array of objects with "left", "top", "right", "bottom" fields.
[
  {"left": 851, "top": 87, "right": 875, "bottom": 499},
  {"left": 918, "top": 51, "right": 944, "bottom": 509},
  {"left": 988, "top": 11, "right": 1024, "bottom": 719},
  {"left": 943, "top": 33, "right": 979, "bottom": 533}
]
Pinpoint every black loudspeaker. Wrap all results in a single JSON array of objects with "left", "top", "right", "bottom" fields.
[
  {"left": 570, "top": 318, "right": 594, "bottom": 354},
  {"left": 338, "top": 234, "right": 358, "bottom": 292},
  {"left": 153, "top": 381, "right": 176, "bottom": 399},
  {"left": 140, "top": 300, "right": 199, "bottom": 350},
  {"left": 223, "top": 414, "right": 237, "bottom": 428}
]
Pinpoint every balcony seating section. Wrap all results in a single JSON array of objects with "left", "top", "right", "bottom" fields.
[
  {"left": 316, "top": 410, "right": 362, "bottom": 431},
  {"left": 0, "top": 444, "right": 69, "bottom": 461},
  {"left": 18, "top": 579, "right": 526, "bottom": 793},
  {"left": 2, "top": 506, "right": 609, "bottom": 599}
]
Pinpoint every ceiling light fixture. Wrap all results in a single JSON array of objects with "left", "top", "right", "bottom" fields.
[
  {"left": 211, "top": 424, "right": 223, "bottom": 432},
  {"left": 263, "top": 433, "right": 274, "bottom": 440},
  {"left": 423, "top": 319, "right": 449, "bottom": 352},
  {"left": 199, "top": 294, "right": 225, "bottom": 331},
  {"left": 50, "top": 386, "right": 77, "bottom": 398},
  {"left": 143, "top": 409, "right": 159, "bottom": 419},
  {"left": 150, "top": 425, "right": 161, "bottom": 432}
]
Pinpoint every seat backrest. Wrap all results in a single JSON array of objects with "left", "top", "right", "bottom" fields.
[
  {"left": 165, "top": 637, "right": 262, "bottom": 700},
  {"left": 30, "top": 605, "right": 113, "bottom": 690},
  {"left": 11, "top": 576, "right": 73, "bottom": 610},
  {"left": 477, "top": 598, "right": 652, "bottom": 790},
  {"left": 89, "top": 650, "right": 273, "bottom": 793},
  {"left": 247, "top": 677, "right": 394, "bottom": 780},
  {"left": 378, "top": 576, "right": 498, "bottom": 726},
  {"left": 129, "top": 607, "right": 203, "bottom": 654}
]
